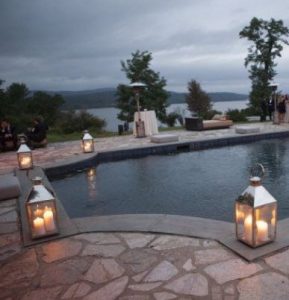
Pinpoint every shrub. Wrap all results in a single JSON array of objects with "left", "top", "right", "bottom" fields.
[
  {"left": 165, "top": 112, "right": 180, "bottom": 127},
  {"left": 226, "top": 109, "right": 248, "bottom": 122},
  {"left": 202, "top": 109, "right": 222, "bottom": 120},
  {"left": 55, "top": 110, "right": 106, "bottom": 134}
]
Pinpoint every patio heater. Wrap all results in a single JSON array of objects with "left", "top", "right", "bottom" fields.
[
  {"left": 269, "top": 83, "right": 279, "bottom": 124},
  {"left": 130, "top": 82, "right": 146, "bottom": 138},
  {"left": 235, "top": 164, "right": 277, "bottom": 248}
]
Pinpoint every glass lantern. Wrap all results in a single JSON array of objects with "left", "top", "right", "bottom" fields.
[
  {"left": 82, "top": 130, "right": 94, "bottom": 153},
  {"left": 17, "top": 139, "right": 33, "bottom": 170},
  {"left": 235, "top": 164, "right": 277, "bottom": 248},
  {"left": 26, "top": 177, "right": 59, "bottom": 239}
]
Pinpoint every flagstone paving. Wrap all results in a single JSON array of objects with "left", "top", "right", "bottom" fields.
[
  {"left": 1, "top": 124, "right": 289, "bottom": 299},
  {"left": 1, "top": 198, "right": 289, "bottom": 300}
]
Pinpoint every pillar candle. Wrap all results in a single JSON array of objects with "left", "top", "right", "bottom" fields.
[
  {"left": 43, "top": 210, "right": 56, "bottom": 232},
  {"left": 33, "top": 217, "right": 46, "bottom": 236},
  {"left": 256, "top": 220, "right": 268, "bottom": 242}
]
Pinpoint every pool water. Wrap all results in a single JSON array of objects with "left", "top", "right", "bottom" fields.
[{"left": 51, "top": 138, "right": 289, "bottom": 222}]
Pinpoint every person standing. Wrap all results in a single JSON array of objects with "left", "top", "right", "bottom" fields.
[
  {"left": 284, "top": 94, "right": 289, "bottom": 123},
  {"left": 0, "top": 119, "right": 17, "bottom": 151},
  {"left": 277, "top": 95, "right": 286, "bottom": 123},
  {"left": 267, "top": 97, "right": 274, "bottom": 121}
]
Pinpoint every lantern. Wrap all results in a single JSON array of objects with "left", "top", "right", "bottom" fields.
[
  {"left": 82, "top": 130, "right": 94, "bottom": 153},
  {"left": 26, "top": 177, "right": 59, "bottom": 239},
  {"left": 17, "top": 139, "right": 33, "bottom": 170},
  {"left": 235, "top": 164, "right": 277, "bottom": 248}
]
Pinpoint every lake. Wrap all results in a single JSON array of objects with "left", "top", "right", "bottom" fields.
[{"left": 87, "top": 100, "right": 249, "bottom": 132}]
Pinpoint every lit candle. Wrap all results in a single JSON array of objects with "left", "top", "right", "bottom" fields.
[
  {"left": 256, "top": 220, "right": 268, "bottom": 242},
  {"left": 236, "top": 209, "right": 244, "bottom": 223},
  {"left": 244, "top": 215, "right": 252, "bottom": 242},
  {"left": 33, "top": 217, "right": 46, "bottom": 236},
  {"left": 21, "top": 156, "right": 31, "bottom": 168},
  {"left": 43, "top": 210, "right": 56, "bottom": 232}
]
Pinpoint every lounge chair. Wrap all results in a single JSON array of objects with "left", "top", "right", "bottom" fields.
[{"left": 185, "top": 115, "right": 233, "bottom": 131}]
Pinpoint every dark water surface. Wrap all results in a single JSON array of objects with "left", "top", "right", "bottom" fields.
[{"left": 51, "top": 138, "right": 289, "bottom": 222}]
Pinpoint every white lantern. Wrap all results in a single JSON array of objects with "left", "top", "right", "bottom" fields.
[
  {"left": 235, "top": 164, "right": 277, "bottom": 248},
  {"left": 82, "top": 130, "right": 94, "bottom": 153},
  {"left": 17, "top": 139, "right": 33, "bottom": 170},
  {"left": 26, "top": 177, "right": 59, "bottom": 239}
]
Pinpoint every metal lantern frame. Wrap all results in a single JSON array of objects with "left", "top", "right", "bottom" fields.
[
  {"left": 25, "top": 177, "right": 59, "bottom": 239},
  {"left": 235, "top": 166, "right": 277, "bottom": 248},
  {"left": 130, "top": 82, "right": 146, "bottom": 138},
  {"left": 82, "top": 130, "right": 94, "bottom": 153},
  {"left": 17, "top": 140, "right": 33, "bottom": 170}
]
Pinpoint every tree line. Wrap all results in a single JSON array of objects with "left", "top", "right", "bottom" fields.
[
  {"left": 116, "top": 17, "right": 289, "bottom": 123},
  {"left": 0, "top": 80, "right": 105, "bottom": 134}
]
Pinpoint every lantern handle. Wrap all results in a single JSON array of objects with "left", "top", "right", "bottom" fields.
[{"left": 250, "top": 163, "right": 265, "bottom": 179}]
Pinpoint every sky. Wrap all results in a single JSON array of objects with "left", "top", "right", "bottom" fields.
[{"left": 1, "top": 0, "right": 289, "bottom": 94}]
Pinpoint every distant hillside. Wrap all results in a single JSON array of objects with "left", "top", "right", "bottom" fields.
[{"left": 56, "top": 88, "right": 248, "bottom": 110}]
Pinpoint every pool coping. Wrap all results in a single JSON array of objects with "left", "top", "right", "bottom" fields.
[
  {"left": 16, "top": 129, "right": 289, "bottom": 261},
  {"left": 44, "top": 129, "right": 289, "bottom": 178}
]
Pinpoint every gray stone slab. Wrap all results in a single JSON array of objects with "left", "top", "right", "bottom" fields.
[
  {"left": 0, "top": 174, "right": 21, "bottom": 201},
  {"left": 220, "top": 220, "right": 289, "bottom": 261},
  {"left": 74, "top": 214, "right": 234, "bottom": 241}
]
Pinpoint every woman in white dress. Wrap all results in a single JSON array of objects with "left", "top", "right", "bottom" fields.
[{"left": 284, "top": 95, "right": 289, "bottom": 123}]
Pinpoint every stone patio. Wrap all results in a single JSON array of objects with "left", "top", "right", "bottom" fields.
[{"left": 1, "top": 123, "right": 289, "bottom": 299}]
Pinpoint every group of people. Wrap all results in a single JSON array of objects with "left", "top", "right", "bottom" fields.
[
  {"left": 0, "top": 117, "right": 48, "bottom": 152},
  {"left": 265, "top": 94, "right": 289, "bottom": 123}
]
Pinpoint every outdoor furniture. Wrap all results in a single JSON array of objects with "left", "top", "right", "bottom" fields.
[
  {"left": 235, "top": 126, "right": 260, "bottom": 134},
  {"left": 0, "top": 174, "right": 21, "bottom": 201},
  {"left": 31, "top": 138, "right": 48, "bottom": 148},
  {"left": 133, "top": 110, "right": 159, "bottom": 136},
  {"left": 150, "top": 134, "right": 179, "bottom": 143},
  {"left": 185, "top": 117, "right": 233, "bottom": 131}
]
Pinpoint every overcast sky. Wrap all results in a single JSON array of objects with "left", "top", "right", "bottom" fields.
[{"left": 1, "top": 0, "right": 289, "bottom": 93}]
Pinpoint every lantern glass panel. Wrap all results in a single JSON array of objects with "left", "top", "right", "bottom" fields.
[
  {"left": 236, "top": 203, "right": 253, "bottom": 245},
  {"left": 18, "top": 152, "right": 33, "bottom": 169},
  {"left": 253, "top": 203, "right": 277, "bottom": 247},
  {"left": 83, "top": 140, "right": 94, "bottom": 153}
]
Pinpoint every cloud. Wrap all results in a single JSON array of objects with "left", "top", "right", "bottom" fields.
[{"left": 1, "top": 0, "right": 289, "bottom": 93}]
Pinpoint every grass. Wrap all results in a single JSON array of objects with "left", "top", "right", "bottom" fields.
[{"left": 47, "top": 129, "right": 130, "bottom": 143}]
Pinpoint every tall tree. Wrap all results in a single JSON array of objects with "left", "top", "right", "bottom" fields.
[
  {"left": 116, "top": 50, "right": 169, "bottom": 123},
  {"left": 239, "top": 17, "right": 289, "bottom": 114},
  {"left": 186, "top": 80, "right": 211, "bottom": 118}
]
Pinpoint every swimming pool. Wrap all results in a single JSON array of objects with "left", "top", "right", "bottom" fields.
[{"left": 51, "top": 138, "right": 289, "bottom": 222}]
